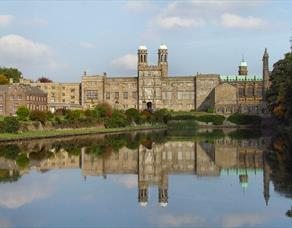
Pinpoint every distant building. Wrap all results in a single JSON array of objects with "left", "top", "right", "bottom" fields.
[
  {"left": 20, "top": 45, "right": 270, "bottom": 115},
  {"left": 0, "top": 84, "right": 47, "bottom": 116}
]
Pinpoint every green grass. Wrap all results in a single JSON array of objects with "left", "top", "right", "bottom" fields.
[{"left": 0, "top": 124, "right": 167, "bottom": 141}]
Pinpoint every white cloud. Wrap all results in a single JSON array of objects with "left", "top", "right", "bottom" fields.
[
  {"left": 0, "top": 34, "right": 58, "bottom": 69},
  {"left": 151, "top": 0, "right": 267, "bottom": 30},
  {"left": 123, "top": 1, "right": 156, "bottom": 12},
  {"left": 0, "top": 15, "right": 14, "bottom": 27},
  {"left": 219, "top": 13, "right": 266, "bottom": 29},
  {"left": 111, "top": 53, "right": 137, "bottom": 71},
  {"left": 221, "top": 213, "right": 269, "bottom": 228},
  {"left": 112, "top": 175, "right": 137, "bottom": 189},
  {"left": 80, "top": 42, "right": 96, "bottom": 49},
  {"left": 153, "top": 214, "right": 206, "bottom": 227},
  {"left": 157, "top": 16, "right": 205, "bottom": 29}
]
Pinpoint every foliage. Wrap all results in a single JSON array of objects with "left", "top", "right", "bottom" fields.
[
  {"left": 0, "top": 74, "right": 9, "bottom": 84},
  {"left": 105, "top": 110, "right": 129, "bottom": 128},
  {"left": 0, "top": 169, "right": 21, "bottom": 183},
  {"left": 207, "top": 108, "right": 214, "bottom": 113},
  {"left": 227, "top": 113, "right": 261, "bottom": 125},
  {"left": 196, "top": 115, "right": 225, "bottom": 125},
  {"left": 0, "top": 144, "right": 20, "bottom": 159},
  {"left": 65, "top": 110, "right": 81, "bottom": 121},
  {"left": 3, "top": 116, "right": 20, "bottom": 133},
  {"left": 125, "top": 108, "right": 141, "bottom": 124},
  {"left": 0, "top": 67, "right": 22, "bottom": 83},
  {"left": 46, "top": 111, "right": 54, "bottom": 121},
  {"left": 37, "top": 77, "right": 52, "bottom": 83},
  {"left": 140, "top": 110, "right": 152, "bottom": 123},
  {"left": 228, "top": 129, "right": 262, "bottom": 139},
  {"left": 29, "top": 110, "right": 47, "bottom": 124},
  {"left": 266, "top": 53, "right": 292, "bottom": 126},
  {"left": 16, "top": 106, "right": 30, "bottom": 121},
  {"left": 153, "top": 108, "right": 171, "bottom": 124},
  {"left": 95, "top": 102, "right": 113, "bottom": 118}
]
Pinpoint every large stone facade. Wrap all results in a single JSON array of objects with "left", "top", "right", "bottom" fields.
[{"left": 21, "top": 45, "right": 270, "bottom": 115}]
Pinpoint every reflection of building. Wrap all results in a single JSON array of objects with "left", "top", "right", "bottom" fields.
[
  {"left": 0, "top": 137, "right": 272, "bottom": 207},
  {"left": 19, "top": 45, "right": 270, "bottom": 114}
]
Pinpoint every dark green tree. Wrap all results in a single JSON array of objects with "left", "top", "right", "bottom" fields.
[
  {"left": 3, "top": 116, "right": 20, "bottom": 133},
  {"left": 0, "top": 67, "right": 22, "bottom": 83},
  {"left": 16, "top": 106, "right": 30, "bottom": 121}
]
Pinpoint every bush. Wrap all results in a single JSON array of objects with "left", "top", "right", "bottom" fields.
[
  {"left": 196, "top": 115, "right": 225, "bottom": 125},
  {"left": 3, "top": 116, "right": 20, "bottom": 133},
  {"left": 65, "top": 110, "right": 81, "bottom": 121},
  {"left": 140, "top": 110, "right": 152, "bottom": 123},
  {"left": 227, "top": 113, "right": 262, "bottom": 125},
  {"left": 207, "top": 108, "right": 214, "bottom": 113},
  {"left": 153, "top": 108, "right": 171, "bottom": 124},
  {"left": 0, "top": 121, "right": 5, "bottom": 133},
  {"left": 46, "top": 111, "right": 54, "bottom": 121},
  {"left": 105, "top": 110, "right": 129, "bottom": 128},
  {"left": 29, "top": 110, "right": 47, "bottom": 124},
  {"left": 16, "top": 106, "right": 29, "bottom": 121},
  {"left": 95, "top": 102, "right": 113, "bottom": 118},
  {"left": 125, "top": 108, "right": 141, "bottom": 124},
  {"left": 170, "top": 115, "right": 196, "bottom": 121}
]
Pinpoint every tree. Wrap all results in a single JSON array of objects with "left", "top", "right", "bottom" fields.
[
  {"left": 16, "top": 106, "right": 29, "bottom": 121},
  {"left": 37, "top": 77, "right": 52, "bottom": 83},
  {"left": 0, "top": 67, "right": 22, "bottom": 83},
  {"left": 95, "top": 102, "right": 113, "bottom": 118},
  {"left": 125, "top": 108, "right": 141, "bottom": 124},
  {"left": 266, "top": 53, "right": 292, "bottom": 126},
  {"left": 29, "top": 110, "right": 47, "bottom": 124},
  {"left": 3, "top": 116, "right": 20, "bottom": 133},
  {"left": 0, "top": 74, "right": 9, "bottom": 85}
]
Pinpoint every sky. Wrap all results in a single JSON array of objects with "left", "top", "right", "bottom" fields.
[{"left": 0, "top": 0, "right": 291, "bottom": 82}]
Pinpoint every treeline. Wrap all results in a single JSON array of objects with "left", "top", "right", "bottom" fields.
[{"left": 267, "top": 52, "right": 292, "bottom": 126}]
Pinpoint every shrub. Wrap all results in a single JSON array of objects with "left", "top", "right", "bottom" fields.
[
  {"left": 170, "top": 115, "right": 196, "bottom": 121},
  {"left": 95, "top": 102, "right": 113, "bottom": 118},
  {"left": 46, "top": 111, "right": 54, "bottom": 121},
  {"left": 125, "top": 108, "right": 141, "bottom": 124},
  {"left": 207, "top": 108, "right": 214, "bottom": 113},
  {"left": 227, "top": 113, "right": 262, "bottom": 125},
  {"left": 0, "top": 121, "right": 5, "bottom": 133},
  {"left": 55, "top": 108, "right": 66, "bottom": 116},
  {"left": 3, "top": 116, "right": 20, "bottom": 133},
  {"left": 196, "top": 115, "right": 225, "bottom": 125},
  {"left": 153, "top": 108, "right": 171, "bottom": 124},
  {"left": 29, "top": 110, "right": 47, "bottom": 124},
  {"left": 105, "top": 110, "right": 129, "bottom": 128},
  {"left": 16, "top": 106, "right": 29, "bottom": 121},
  {"left": 65, "top": 110, "right": 81, "bottom": 121},
  {"left": 140, "top": 110, "right": 152, "bottom": 123}
]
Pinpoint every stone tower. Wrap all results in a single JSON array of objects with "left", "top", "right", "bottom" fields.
[
  {"left": 158, "top": 174, "right": 168, "bottom": 207},
  {"left": 263, "top": 48, "right": 270, "bottom": 95},
  {"left": 138, "top": 45, "right": 148, "bottom": 72},
  {"left": 158, "top": 44, "right": 168, "bottom": 77},
  {"left": 238, "top": 58, "right": 248, "bottom": 76},
  {"left": 263, "top": 151, "right": 271, "bottom": 206}
]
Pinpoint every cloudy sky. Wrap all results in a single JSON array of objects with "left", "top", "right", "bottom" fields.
[{"left": 0, "top": 0, "right": 291, "bottom": 82}]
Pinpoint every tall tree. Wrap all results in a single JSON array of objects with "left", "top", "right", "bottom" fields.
[
  {"left": 0, "top": 67, "right": 22, "bottom": 83},
  {"left": 267, "top": 53, "right": 292, "bottom": 126}
]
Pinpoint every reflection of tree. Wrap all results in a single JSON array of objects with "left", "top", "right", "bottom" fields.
[
  {"left": 228, "top": 129, "right": 262, "bottom": 140},
  {"left": 0, "top": 145, "right": 20, "bottom": 160},
  {"left": 29, "top": 147, "right": 54, "bottom": 161},
  {"left": 267, "top": 131, "right": 292, "bottom": 218},
  {"left": 0, "top": 169, "right": 20, "bottom": 183}
]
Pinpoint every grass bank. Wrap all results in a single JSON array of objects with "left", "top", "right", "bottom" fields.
[{"left": 0, "top": 124, "right": 167, "bottom": 142}]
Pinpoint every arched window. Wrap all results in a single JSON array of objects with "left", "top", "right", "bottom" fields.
[
  {"left": 247, "top": 87, "right": 254, "bottom": 97},
  {"left": 164, "top": 54, "right": 167, "bottom": 62},
  {"left": 239, "top": 87, "right": 244, "bottom": 97}
]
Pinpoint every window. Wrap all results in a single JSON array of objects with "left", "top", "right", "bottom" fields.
[
  {"left": 239, "top": 87, "right": 244, "bottom": 97},
  {"left": 106, "top": 92, "right": 110, "bottom": 99},
  {"left": 132, "top": 91, "right": 137, "bottom": 99},
  {"left": 26, "top": 96, "right": 29, "bottom": 101},
  {"left": 18, "top": 95, "right": 22, "bottom": 100},
  {"left": 0, "top": 104, "right": 3, "bottom": 111},
  {"left": 86, "top": 90, "right": 98, "bottom": 100},
  {"left": 123, "top": 92, "right": 128, "bottom": 99},
  {"left": 52, "top": 86, "right": 55, "bottom": 90},
  {"left": 10, "top": 95, "right": 14, "bottom": 100},
  {"left": 247, "top": 87, "right": 254, "bottom": 97},
  {"left": 70, "top": 88, "right": 75, "bottom": 93},
  {"left": 0, "top": 95, "right": 3, "bottom": 100},
  {"left": 62, "top": 93, "right": 65, "bottom": 96},
  {"left": 62, "top": 99, "right": 65, "bottom": 102},
  {"left": 71, "top": 96, "right": 75, "bottom": 99},
  {"left": 115, "top": 92, "right": 119, "bottom": 99}
]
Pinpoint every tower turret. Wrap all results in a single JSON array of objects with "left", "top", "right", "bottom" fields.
[
  {"left": 158, "top": 44, "right": 168, "bottom": 77},
  {"left": 138, "top": 45, "right": 148, "bottom": 66},
  {"left": 238, "top": 58, "right": 248, "bottom": 76},
  {"left": 263, "top": 48, "right": 270, "bottom": 95}
]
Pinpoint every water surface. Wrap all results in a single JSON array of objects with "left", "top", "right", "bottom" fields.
[{"left": 0, "top": 129, "right": 291, "bottom": 227}]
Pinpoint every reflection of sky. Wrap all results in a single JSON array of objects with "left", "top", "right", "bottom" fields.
[{"left": 0, "top": 170, "right": 291, "bottom": 227}]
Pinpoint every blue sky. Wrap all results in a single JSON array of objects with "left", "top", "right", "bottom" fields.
[{"left": 0, "top": 0, "right": 291, "bottom": 82}]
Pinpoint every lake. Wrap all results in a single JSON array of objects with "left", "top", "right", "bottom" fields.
[{"left": 0, "top": 129, "right": 291, "bottom": 227}]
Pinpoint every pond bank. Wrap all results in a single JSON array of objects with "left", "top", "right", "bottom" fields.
[{"left": 0, "top": 124, "right": 167, "bottom": 142}]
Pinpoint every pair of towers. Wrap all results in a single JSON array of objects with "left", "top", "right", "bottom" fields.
[{"left": 137, "top": 45, "right": 168, "bottom": 77}]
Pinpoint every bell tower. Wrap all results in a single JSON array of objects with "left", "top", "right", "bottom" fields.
[
  {"left": 238, "top": 58, "right": 248, "bottom": 76},
  {"left": 138, "top": 45, "right": 148, "bottom": 75},
  {"left": 158, "top": 44, "right": 168, "bottom": 77}
]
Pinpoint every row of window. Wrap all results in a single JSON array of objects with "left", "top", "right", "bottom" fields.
[
  {"left": 0, "top": 95, "right": 46, "bottom": 102},
  {"left": 238, "top": 87, "right": 262, "bottom": 97},
  {"left": 85, "top": 91, "right": 137, "bottom": 101},
  {"left": 27, "top": 104, "right": 47, "bottom": 111}
]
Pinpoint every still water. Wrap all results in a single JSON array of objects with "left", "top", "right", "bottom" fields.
[{"left": 0, "top": 129, "right": 291, "bottom": 227}]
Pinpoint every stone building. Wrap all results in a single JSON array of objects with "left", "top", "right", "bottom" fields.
[
  {"left": 19, "top": 79, "right": 81, "bottom": 112},
  {"left": 0, "top": 84, "right": 47, "bottom": 116},
  {"left": 20, "top": 45, "right": 270, "bottom": 115}
]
